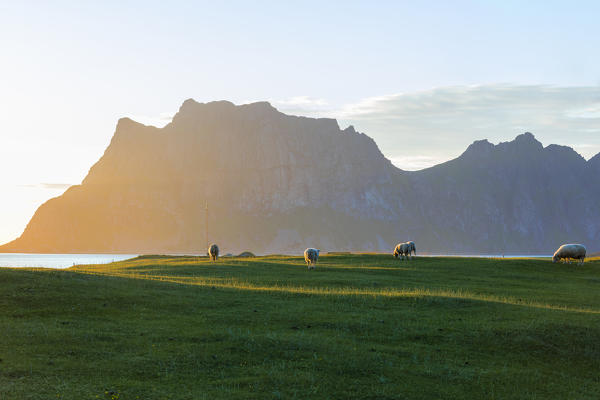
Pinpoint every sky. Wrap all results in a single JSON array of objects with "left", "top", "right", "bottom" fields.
[{"left": 0, "top": 1, "right": 599, "bottom": 244}]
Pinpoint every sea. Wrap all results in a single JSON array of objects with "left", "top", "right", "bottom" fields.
[
  {"left": 0, "top": 253, "right": 552, "bottom": 269},
  {"left": 0, "top": 253, "right": 138, "bottom": 269}
]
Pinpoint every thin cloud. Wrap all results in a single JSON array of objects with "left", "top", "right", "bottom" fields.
[
  {"left": 275, "top": 85, "right": 600, "bottom": 169},
  {"left": 39, "top": 183, "right": 73, "bottom": 190},
  {"left": 276, "top": 96, "right": 329, "bottom": 107},
  {"left": 566, "top": 104, "right": 600, "bottom": 119},
  {"left": 270, "top": 96, "right": 333, "bottom": 116},
  {"left": 18, "top": 183, "right": 73, "bottom": 189}
]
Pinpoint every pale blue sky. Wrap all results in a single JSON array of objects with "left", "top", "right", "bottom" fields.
[{"left": 0, "top": 1, "right": 599, "bottom": 244}]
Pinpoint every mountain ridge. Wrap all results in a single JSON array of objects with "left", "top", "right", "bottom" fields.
[{"left": 2, "top": 99, "right": 598, "bottom": 254}]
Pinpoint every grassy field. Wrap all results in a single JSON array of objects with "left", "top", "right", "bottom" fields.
[{"left": 1, "top": 254, "right": 599, "bottom": 399}]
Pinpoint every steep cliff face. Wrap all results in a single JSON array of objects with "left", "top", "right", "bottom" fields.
[
  {"left": 2, "top": 100, "right": 409, "bottom": 254},
  {"left": 84, "top": 100, "right": 400, "bottom": 216},
  {"left": 1, "top": 100, "right": 598, "bottom": 254}
]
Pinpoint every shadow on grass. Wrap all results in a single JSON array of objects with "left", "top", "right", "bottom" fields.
[{"left": 73, "top": 268, "right": 600, "bottom": 315}]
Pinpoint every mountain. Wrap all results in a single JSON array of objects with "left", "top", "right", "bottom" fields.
[
  {"left": 1, "top": 100, "right": 598, "bottom": 254},
  {"left": 406, "top": 133, "right": 599, "bottom": 253}
]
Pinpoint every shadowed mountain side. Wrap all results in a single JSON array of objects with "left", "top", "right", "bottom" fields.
[
  {"left": 1, "top": 100, "right": 599, "bottom": 254},
  {"left": 404, "top": 133, "right": 600, "bottom": 253}
]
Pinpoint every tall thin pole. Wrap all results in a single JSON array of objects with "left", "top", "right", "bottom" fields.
[{"left": 205, "top": 201, "right": 209, "bottom": 255}]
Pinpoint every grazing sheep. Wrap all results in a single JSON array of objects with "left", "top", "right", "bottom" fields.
[
  {"left": 208, "top": 244, "right": 219, "bottom": 261},
  {"left": 552, "top": 244, "right": 586, "bottom": 265},
  {"left": 304, "top": 248, "right": 320, "bottom": 269},
  {"left": 393, "top": 243, "right": 410, "bottom": 260},
  {"left": 393, "top": 243, "right": 401, "bottom": 259}
]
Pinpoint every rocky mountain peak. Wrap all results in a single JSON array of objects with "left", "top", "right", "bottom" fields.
[
  {"left": 116, "top": 117, "right": 143, "bottom": 130},
  {"left": 544, "top": 144, "right": 586, "bottom": 164},
  {"left": 507, "top": 131, "right": 543, "bottom": 150},
  {"left": 462, "top": 139, "right": 494, "bottom": 158},
  {"left": 461, "top": 132, "right": 547, "bottom": 160},
  {"left": 515, "top": 131, "right": 537, "bottom": 142},
  {"left": 239, "top": 101, "right": 277, "bottom": 112},
  {"left": 176, "top": 99, "right": 278, "bottom": 116},
  {"left": 473, "top": 131, "right": 542, "bottom": 159},
  {"left": 178, "top": 98, "right": 235, "bottom": 111}
]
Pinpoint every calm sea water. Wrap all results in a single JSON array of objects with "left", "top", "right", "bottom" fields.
[
  {"left": 0, "top": 254, "right": 138, "bottom": 269},
  {"left": 0, "top": 253, "right": 552, "bottom": 269}
]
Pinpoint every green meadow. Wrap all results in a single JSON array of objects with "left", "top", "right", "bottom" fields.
[{"left": 1, "top": 255, "right": 599, "bottom": 399}]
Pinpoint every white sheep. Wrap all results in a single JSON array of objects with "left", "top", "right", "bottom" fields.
[
  {"left": 393, "top": 243, "right": 410, "bottom": 260},
  {"left": 208, "top": 244, "right": 219, "bottom": 261},
  {"left": 304, "top": 248, "right": 320, "bottom": 269},
  {"left": 552, "top": 244, "right": 586, "bottom": 265}
]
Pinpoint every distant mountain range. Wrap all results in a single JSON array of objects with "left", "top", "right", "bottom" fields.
[{"left": 2, "top": 99, "right": 598, "bottom": 254}]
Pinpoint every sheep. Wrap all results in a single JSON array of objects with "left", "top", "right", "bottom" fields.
[
  {"left": 552, "top": 244, "right": 586, "bottom": 265},
  {"left": 304, "top": 248, "right": 320, "bottom": 269},
  {"left": 208, "top": 244, "right": 219, "bottom": 261},
  {"left": 393, "top": 243, "right": 410, "bottom": 260}
]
